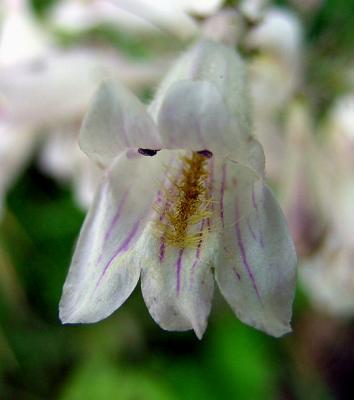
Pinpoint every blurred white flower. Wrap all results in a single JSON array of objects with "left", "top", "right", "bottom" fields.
[
  {"left": 49, "top": 0, "right": 163, "bottom": 34},
  {"left": 0, "top": 0, "right": 48, "bottom": 216},
  {"left": 281, "top": 102, "right": 327, "bottom": 257},
  {"left": 240, "top": 0, "right": 269, "bottom": 22},
  {"left": 0, "top": 47, "right": 168, "bottom": 206},
  {"left": 301, "top": 239, "right": 354, "bottom": 316},
  {"left": 0, "top": 122, "right": 37, "bottom": 218},
  {"left": 202, "top": 8, "right": 244, "bottom": 46},
  {"left": 299, "top": 93, "right": 354, "bottom": 316},
  {"left": 248, "top": 56, "right": 290, "bottom": 179},
  {"left": 59, "top": 40, "right": 296, "bottom": 339},
  {"left": 246, "top": 7, "right": 303, "bottom": 74},
  {"left": 38, "top": 121, "right": 102, "bottom": 210},
  {"left": 327, "top": 95, "right": 354, "bottom": 144},
  {"left": 178, "top": 0, "right": 224, "bottom": 16},
  {"left": 49, "top": 0, "right": 210, "bottom": 39},
  {"left": 0, "top": 0, "right": 171, "bottom": 215},
  {"left": 323, "top": 94, "right": 354, "bottom": 244},
  {"left": 246, "top": 7, "right": 303, "bottom": 180},
  {"left": 0, "top": 49, "right": 165, "bottom": 127},
  {"left": 0, "top": 0, "right": 49, "bottom": 66},
  {"left": 0, "top": 50, "right": 118, "bottom": 206}
]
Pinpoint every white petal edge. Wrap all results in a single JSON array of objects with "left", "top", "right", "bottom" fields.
[
  {"left": 215, "top": 182, "right": 297, "bottom": 337},
  {"left": 79, "top": 80, "right": 162, "bottom": 167},
  {"left": 59, "top": 150, "right": 170, "bottom": 323},
  {"left": 141, "top": 233, "right": 215, "bottom": 339}
]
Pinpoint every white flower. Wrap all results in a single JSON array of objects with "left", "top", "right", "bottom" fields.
[
  {"left": 245, "top": 7, "right": 303, "bottom": 74},
  {"left": 0, "top": 50, "right": 120, "bottom": 213},
  {"left": 0, "top": 45, "right": 166, "bottom": 210},
  {"left": 202, "top": 8, "right": 244, "bottom": 47},
  {"left": 0, "top": 0, "right": 49, "bottom": 66},
  {"left": 0, "top": 122, "right": 37, "bottom": 218},
  {"left": 246, "top": 8, "right": 303, "bottom": 180},
  {"left": 49, "top": 0, "right": 200, "bottom": 39},
  {"left": 0, "top": 50, "right": 127, "bottom": 127},
  {"left": 301, "top": 239, "right": 354, "bottom": 316},
  {"left": 0, "top": 0, "right": 47, "bottom": 216},
  {"left": 38, "top": 122, "right": 102, "bottom": 210},
  {"left": 59, "top": 40, "right": 297, "bottom": 338},
  {"left": 323, "top": 94, "right": 354, "bottom": 247},
  {"left": 280, "top": 102, "right": 327, "bottom": 257},
  {"left": 240, "top": 0, "right": 269, "bottom": 22},
  {"left": 299, "top": 93, "right": 354, "bottom": 316}
]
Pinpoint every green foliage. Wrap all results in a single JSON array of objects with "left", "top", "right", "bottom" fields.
[
  {"left": 4, "top": 166, "right": 84, "bottom": 320},
  {"left": 205, "top": 314, "right": 279, "bottom": 400},
  {"left": 31, "top": 0, "right": 58, "bottom": 15},
  {"left": 60, "top": 357, "right": 177, "bottom": 400},
  {"left": 303, "top": 0, "right": 354, "bottom": 116}
]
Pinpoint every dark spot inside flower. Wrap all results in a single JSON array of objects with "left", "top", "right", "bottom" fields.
[
  {"left": 197, "top": 150, "right": 213, "bottom": 158},
  {"left": 138, "top": 148, "right": 160, "bottom": 156}
]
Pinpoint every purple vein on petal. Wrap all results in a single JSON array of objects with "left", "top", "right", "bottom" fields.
[
  {"left": 252, "top": 187, "right": 258, "bottom": 211},
  {"left": 97, "top": 190, "right": 129, "bottom": 263},
  {"left": 247, "top": 217, "right": 258, "bottom": 242},
  {"left": 104, "top": 190, "right": 129, "bottom": 243},
  {"left": 207, "top": 158, "right": 214, "bottom": 231},
  {"left": 97, "top": 190, "right": 129, "bottom": 264},
  {"left": 220, "top": 163, "right": 227, "bottom": 227},
  {"left": 158, "top": 200, "right": 167, "bottom": 263},
  {"left": 251, "top": 186, "right": 265, "bottom": 248},
  {"left": 95, "top": 218, "right": 141, "bottom": 289},
  {"left": 235, "top": 198, "right": 261, "bottom": 300},
  {"left": 232, "top": 267, "right": 241, "bottom": 281},
  {"left": 159, "top": 240, "right": 165, "bottom": 263},
  {"left": 176, "top": 249, "right": 184, "bottom": 295},
  {"left": 157, "top": 172, "right": 172, "bottom": 263},
  {"left": 190, "top": 220, "right": 205, "bottom": 284}
]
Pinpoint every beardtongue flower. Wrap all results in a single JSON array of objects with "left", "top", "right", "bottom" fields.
[{"left": 59, "top": 40, "right": 296, "bottom": 338}]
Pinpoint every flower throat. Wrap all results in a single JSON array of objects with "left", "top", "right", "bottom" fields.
[{"left": 155, "top": 151, "right": 212, "bottom": 248}]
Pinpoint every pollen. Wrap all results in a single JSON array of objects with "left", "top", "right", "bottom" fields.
[{"left": 154, "top": 152, "right": 212, "bottom": 248}]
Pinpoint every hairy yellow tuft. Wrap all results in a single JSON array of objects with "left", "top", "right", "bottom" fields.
[{"left": 154, "top": 152, "right": 212, "bottom": 248}]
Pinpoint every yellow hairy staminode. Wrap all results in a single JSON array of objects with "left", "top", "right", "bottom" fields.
[{"left": 154, "top": 152, "right": 212, "bottom": 248}]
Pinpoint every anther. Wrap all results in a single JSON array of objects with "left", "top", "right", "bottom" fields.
[
  {"left": 197, "top": 150, "right": 213, "bottom": 158},
  {"left": 138, "top": 148, "right": 160, "bottom": 156}
]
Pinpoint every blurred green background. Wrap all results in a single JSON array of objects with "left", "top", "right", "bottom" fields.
[{"left": 1, "top": 0, "right": 354, "bottom": 399}]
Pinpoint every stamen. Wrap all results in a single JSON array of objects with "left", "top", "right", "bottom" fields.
[
  {"left": 197, "top": 149, "right": 213, "bottom": 158},
  {"left": 138, "top": 148, "right": 160, "bottom": 156},
  {"left": 154, "top": 152, "right": 212, "bottom": 248}
]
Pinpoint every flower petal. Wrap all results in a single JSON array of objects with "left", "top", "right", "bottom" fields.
[
  {"left": 157, "top": 78, "right": 266, "bottom": 173},
  {"left": 150, "top": 40, "right": 251, "bottom": 135},
  {"left": 79, "top": 79, "right": 162, "bottom": 167},
  {"left": 215, "top": 182, "right": 297, "bottom": 337},
  {"left": 141, "top": 233, "right": 215, "bottom": 339},
  {"left": 211, "top": 158, "right": 263, "bottom": 232},
  {"left": 158, "top": 79, "right": 243, "bottom": 156},
  {"left": 59, "top": 150, "right": 168, "bottom": 323}
]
